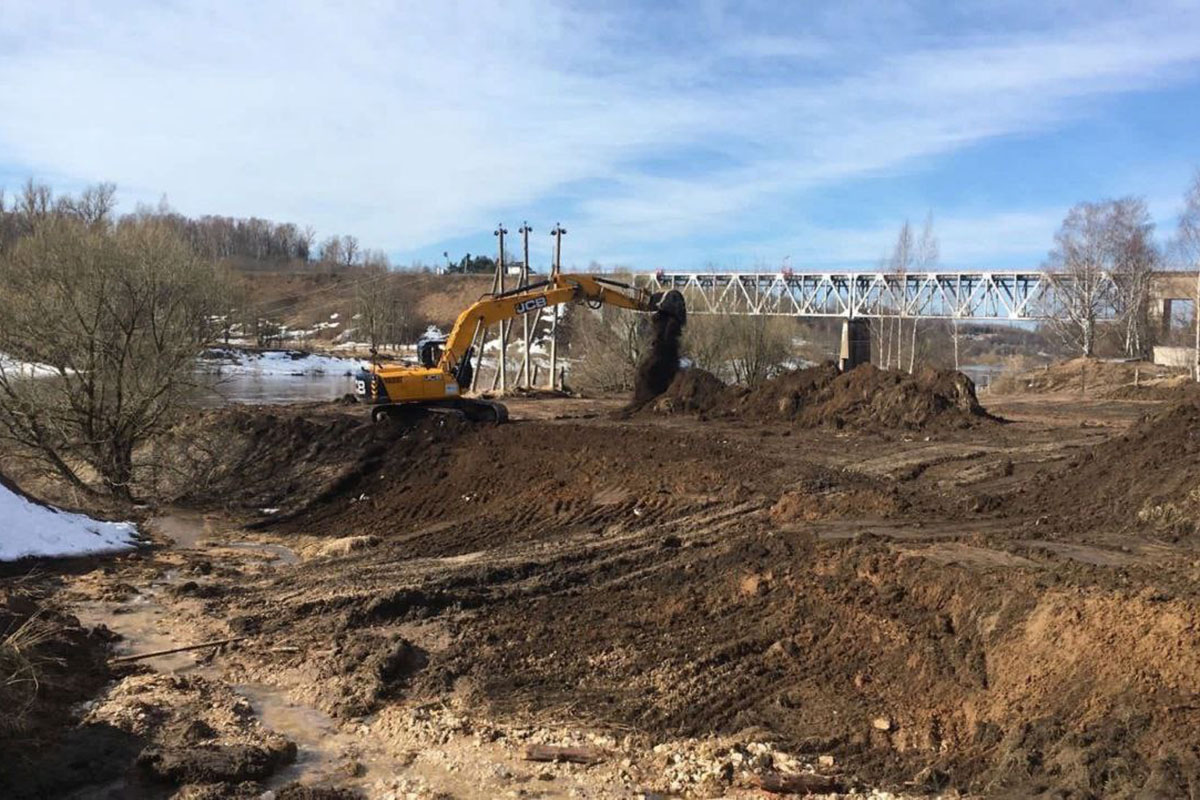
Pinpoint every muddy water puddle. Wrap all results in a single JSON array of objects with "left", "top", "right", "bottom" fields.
[
  {"left": 75, "top": 513, "right": 375, "bottom": 790},
  {"left": 226, "top": 540, "right": 301, "bottom": 565}
]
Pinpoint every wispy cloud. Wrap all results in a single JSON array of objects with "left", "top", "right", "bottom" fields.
[{"left": 1, "top": 1, "right": 1198, "bottom": 267}]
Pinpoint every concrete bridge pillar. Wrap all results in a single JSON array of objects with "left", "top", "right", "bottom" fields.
[{"left": 839, "top": 318, "right": 871, "bottom": 372}]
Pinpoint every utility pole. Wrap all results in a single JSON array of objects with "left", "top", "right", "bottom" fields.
[
  {"left": 519, "top": 222, "right": 532, "bottom": 388},
  {"left": 494, "top": 224, "right": 508, "bottom": 392},
  {"left": 547, "top": 223, "right": 566, "bottom": 390}
]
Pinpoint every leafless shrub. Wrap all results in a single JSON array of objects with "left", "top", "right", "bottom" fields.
[
  {"left": 563, "top": 304, "right": 644, "bottom": 393},
  {"left": 724, "top": 314, "right": 794, "bottom": 387},
  {"left": 0, "top": 189, "right": 227, "bottom": 499}
]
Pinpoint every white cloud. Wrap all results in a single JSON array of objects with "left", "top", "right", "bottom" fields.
[{"left": 1, "top": 1, "right": 1198, "bottom": 266}]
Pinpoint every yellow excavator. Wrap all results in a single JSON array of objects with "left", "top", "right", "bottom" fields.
[{"left": 355, "top": 273, "right": 685, "bottom": 422}]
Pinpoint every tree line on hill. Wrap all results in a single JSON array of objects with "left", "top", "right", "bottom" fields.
[{"left": 0, "top": 180, "right": 395, "bottom": 272}]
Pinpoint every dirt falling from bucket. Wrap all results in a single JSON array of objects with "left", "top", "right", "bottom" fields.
[{"left": 629, "top": 290, "right": 686, "bottom": 410}]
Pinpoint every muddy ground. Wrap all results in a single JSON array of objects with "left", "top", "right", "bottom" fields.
[{"left": 3, "top": 370, "right": 1200, "bottom": 799}]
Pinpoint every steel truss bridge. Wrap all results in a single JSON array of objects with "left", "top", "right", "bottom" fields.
[{"left": 631, "top": 270, "right": 1124, "bottom": 321}]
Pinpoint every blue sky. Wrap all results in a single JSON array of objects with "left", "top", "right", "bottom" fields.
[{"left": 2, "top": 0, "right": 1199, "bottom": 271}]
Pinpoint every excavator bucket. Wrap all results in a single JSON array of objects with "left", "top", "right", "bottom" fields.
[{"left": 652, "top": 289, "right": 687, "bottom": 326}]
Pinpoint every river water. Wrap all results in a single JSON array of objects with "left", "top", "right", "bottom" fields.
[
  {"left": 197, "top": 371, "right": 358, "bottom": 405},
  {"left": 194, "top": 349, "right": 364, "bottom": 405}
]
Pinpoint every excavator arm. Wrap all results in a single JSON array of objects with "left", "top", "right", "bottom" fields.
[{"left": 437, "top": 273, "right": 670, "bottom": 378}]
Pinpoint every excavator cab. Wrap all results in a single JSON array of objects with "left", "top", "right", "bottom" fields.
[{"left": 415, "top": 328, "right": 447, "bottom": 368}]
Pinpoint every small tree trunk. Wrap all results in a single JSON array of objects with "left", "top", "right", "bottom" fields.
[
  {"left": 952, "top": 319, "right": 960, "bottom": 371},
  {"left": 1195, "top": 270, "right": 1200, "bottom": 381},
  {"left": 908, "top": 318, "right": 917, "bottom": 374}
]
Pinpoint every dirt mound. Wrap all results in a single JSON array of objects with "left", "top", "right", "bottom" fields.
[
  {"left": 651, "top": 367, "right": 728, "bottom": 415},
  {"left": 1025, "top": 401, "right": 1200, "bottom": 536},
  {"left": 142, "top": 404, "right": 467, "bottom": 516},
  {"left": 653, "top": 363, "right": 992, "bottom": 430},
  {"left": 1105, "top": 378, "right": 1200, "bottom": 402},
  {"left": 271, "top": 418, "right": 843, "bottom": 553}
]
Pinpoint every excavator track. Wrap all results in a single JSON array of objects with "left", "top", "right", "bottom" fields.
[{"left": 370, "top": 398, "right": 508, "bottom": 425}]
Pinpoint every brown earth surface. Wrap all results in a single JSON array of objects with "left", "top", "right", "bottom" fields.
[
  {"left": 5, "top": 369, "right": 1200, "bottom": 798},
  {"left": 990, "top": 356, "right": 1192, "bottom": 399}
]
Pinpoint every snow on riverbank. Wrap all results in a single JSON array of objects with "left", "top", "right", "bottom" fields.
[
  {"left": 200, "top": 348, "right": 367, "bottom": 377},
  {"left": 0, "top": 478, "right": 138, "bottom": 561},
  {"left": 0, "top": 353, "right": 58, "bottom": 378}
]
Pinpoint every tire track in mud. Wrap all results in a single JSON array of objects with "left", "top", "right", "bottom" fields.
[{"left": 178, "top": 403, "right": 1200, "bottom": 797}]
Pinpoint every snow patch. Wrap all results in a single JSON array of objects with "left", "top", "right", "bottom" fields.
[
  {"left": 0, "top": 479, "right": 138, "bottom": 561},
  {"left": 0, "top": 353, "right": 59, "bottom": 378}
]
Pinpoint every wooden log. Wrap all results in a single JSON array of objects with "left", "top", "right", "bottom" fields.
[
  {"left": 108, "top": 636, "right": 247, "bottom": 663},
  {"left": 523, "top": 744, "right": 606, "bottom": 765},
  {"left": 755, "top": 771, "right": 843, "bottom": 795}
]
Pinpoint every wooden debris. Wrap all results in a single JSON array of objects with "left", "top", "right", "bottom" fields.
[
  {"left": 755, "top": 771, "right": 843, "bottom": 795},
  {"left": 523, "top": 744, "right": 606, "bottom": 765},
  {"left": 108, "top": 636, "right": 247, "bottom": 663}
]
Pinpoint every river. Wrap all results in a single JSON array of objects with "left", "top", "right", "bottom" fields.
[{"left": 195, "top": 348, "right": 365, "bottom": 405}]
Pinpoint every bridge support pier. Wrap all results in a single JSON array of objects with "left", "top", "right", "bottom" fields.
[{"left": 839, "top": 318, "right": 871, "bottom": 372}]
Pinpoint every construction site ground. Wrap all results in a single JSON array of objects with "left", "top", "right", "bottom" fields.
[{"left": 5, "top": 379, "right": 1200, "bottom": 799}]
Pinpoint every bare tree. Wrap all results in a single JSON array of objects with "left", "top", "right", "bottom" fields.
[
  {"left": 564, "top": 305, "right": 644, "bottom": 393},
  {"left": 355, "top": 278, "right": 388, "bottom": 350},
  {"left": 727, "top": 314, "right": 793, "bottom": 387},
  {"left": 17, "top": 179, "right": 52, "bottom": 227},
  {"left": 889, "top": 221, "right": 913, "bottom": 371},
  {"left": 0, "top": 202, "right": 225, "bottom": 499},
  {"left": 318, "top": 235, "right": 343, "bottom": 266},
  {"left": 1108, "top": 197, "right": 1158, "bottom": 358},
  {"left": 1173, "top": 170, "right": 1200, "bottom": 380},
  {"left": 55, "top": 182, "right": 117, "bottom": 227},
  {"left": 1047, "top": 202, "right": 1119, "bottom": 357},
  {"left": 684, "top": 313, "right": 734, "bottom": 380},
  {"left": 870, "top": 256, "right": 891, "bottom": 368},
  {"left": 341, "top": 235, "right": 360, "bottom": 268},
  {"left": 911, "top": 213, "right": 939, "bottom": 373},
  {"left": 361, "top": 248, "right": 391, "bottom": 272}
]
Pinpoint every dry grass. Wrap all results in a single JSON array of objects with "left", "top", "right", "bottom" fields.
[{"left": 0, "top": 610, "right": 62, "bottom": 734}]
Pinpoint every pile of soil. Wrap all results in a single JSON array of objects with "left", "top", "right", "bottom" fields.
[
  {"left": 1024, "top": 401, "right": 1200, "bottom": 537},
  {"left": 1105, "top": 379, "right": 1200, "bottom": 402},
  {"left": 650, "top": 367, "right": 727, "bottom": 415},
  {"left": 654, "top": 363, "right": 992, "bottom": 430}
]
